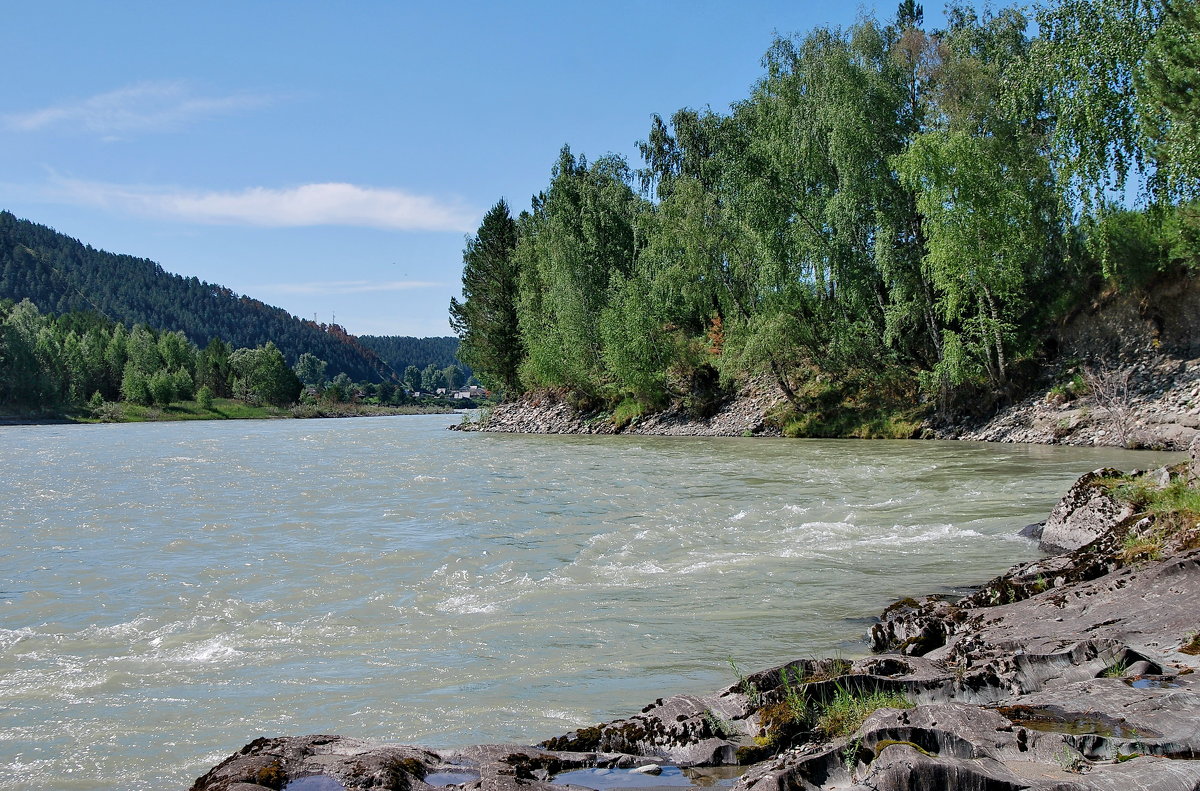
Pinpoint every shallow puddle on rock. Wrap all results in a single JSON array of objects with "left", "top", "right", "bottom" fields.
[
  {"left": 681, "top": 766, "right": 744, "bottom": 788},
  {"left": 997, "top": 705, "right": 1148, "bottom": 739},
  {"left": 1126, "top": 676, "right": 1184, "bottom": 690},
  {"left": 552, "top": 766, "right": 743, "bottom": 790},
  {"left": 284, "top": 776, "right": 346, "bottom": 791},
  {"left": 425, "top": 769, "right": 483, "bottom": 786}
]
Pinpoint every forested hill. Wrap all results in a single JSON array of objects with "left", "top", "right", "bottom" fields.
[
  {"left": 0, "top": 211, "right": 392, "bottom": 380},
  {"left": 357, "top": 335, "right": 461, "bottom": 375}
]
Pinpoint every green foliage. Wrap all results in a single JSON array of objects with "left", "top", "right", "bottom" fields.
[
  {"left": 293, "top": 352, "right": 327, "bottom": 387},
  {"left": 357, "top": 336, "right": 465, "bottom": 382},
  {"left": 1102, "top": 658, "right": 1130, "bottom": 678},
  {"left": 1084, "top": 207, "right": 1174, "bottom": 287},
  {"left": 196, "top": 385, "right": 214, "bottom": 410},
  {"left": 702, "top": 709, "right": 738, "bottom": 740},
  {"left": 1139, "top": 0, "right": 1200, "bottom": 196},
  {"left": 1020, "top": 0, "right": 1160, "bottom": 211},
  {"left": 775, "top": 368, "right": 924, "bottom": 438},
  {"left": 148, "top": 370, "right": 176, "bottom": 406},
  {"left": 434, "top": 0, "right": 1199, "bottom": 431},
  {"left": 516, "top": 147, "right": 643, "bottom": 396},
  {"left": 611, "top": 398, "right": 647, "bottom": 430},
  {"left": 229, "top": 342, "right": 302, "bottom": 407},
  {"left": 814, "top": 685, "right": 912, "bottom": 738},
  {"left": 120, "top": 364, "right": 152, "bottom": 406},
  {"left": 727, "top": 657, "right": 763, "bottom": 708},
  {"left": 449, "top": 199, "right": 522, "bottom": 395},
  {"left": 0, "top": 211, "right": 386, "bottom": 381},
  {"left": 1099, "top": 470, "right": 1200, "bottom": 560}
]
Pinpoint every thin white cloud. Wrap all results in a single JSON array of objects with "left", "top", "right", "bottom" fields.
[
  {"left": 262, "top": 280, "right": 443, "bottom": 295},
  {"left": 46, "top": 177, "right": 476, "bottom": 232},
  {"left": 4, "top": 80, "right": 275, "bottom": 135}
]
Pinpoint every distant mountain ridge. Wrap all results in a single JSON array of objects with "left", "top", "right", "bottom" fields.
[{"left": 0, "top": 210, "right": 460, "bottom": 380}]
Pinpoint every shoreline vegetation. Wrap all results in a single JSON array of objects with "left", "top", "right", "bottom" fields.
[
  {"left": 446, "top": 0, "right": 1199, "bottom": 447},
  {"left": 0, "top": 398, "right": 457, "bottom": 426},
  {"left": 192, "top": 454, "right": 1200, "bottom": 791},
  {"left": 0, "top": 298, "right": 481, "bottom": 426}
]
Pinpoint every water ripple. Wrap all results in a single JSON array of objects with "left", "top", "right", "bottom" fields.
[{"left": 0, "top": 416, "right": 1180, "bottom": 791}]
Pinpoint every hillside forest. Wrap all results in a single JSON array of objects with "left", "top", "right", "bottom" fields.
[
  {"left": 450, "top": 0, "right": 1199, "bottom": 435},
  {"left": 0, "top": 214, "right": 471, "bottom": 415}
]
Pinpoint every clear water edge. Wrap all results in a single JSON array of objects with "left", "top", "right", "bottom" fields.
[{"left": 0, "top": 415, "right": 1180, "bottom": 790}]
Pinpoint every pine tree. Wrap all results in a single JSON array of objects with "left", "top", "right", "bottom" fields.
[{"left": 449, "top": 199, "right": 522, "bottom": 396}]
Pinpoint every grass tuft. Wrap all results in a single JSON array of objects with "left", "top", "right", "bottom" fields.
[{"left": 815, "top": 686, "right": 912, "bottom": 738}]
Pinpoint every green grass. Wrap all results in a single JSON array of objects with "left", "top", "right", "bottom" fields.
[
  {"left": 1097, "top": 472, "right": 1200, "bottom": 560},
  {"left": 1101, "top": 658, "right": 1130, "bottom": 678},
  {"left": 95, "top": 398, "right": 289, "bottom": 422},
  {"left": 782, "top": 409, "right": 924, "bottom": 439},
  {"left": 74, "top": 398, "right": 455, "bottom": 423},
  {"left": 611, "top": 398, "right": 648, "bottom": 430},
  {"left": 814, "top": 686, "right": 912, "bottom": 738},
  {"left": 770, "top": 368, "right": 927, "bottom": 439}
]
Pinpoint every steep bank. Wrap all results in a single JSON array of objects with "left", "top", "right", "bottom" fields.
[
  {"left": 942, "top": 277, "right": 1200, "bottom": 451},
  {"left": 191, "top": 456, "right": 1200, "bottom": 791}
]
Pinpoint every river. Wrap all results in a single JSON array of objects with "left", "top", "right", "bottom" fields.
[{"left": 0, "top": 415, "right": 1180, "bottom": 790}]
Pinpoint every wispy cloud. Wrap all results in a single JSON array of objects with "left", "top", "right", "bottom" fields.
[
  {"left": 45, "top": 177, "right": 476, "bottom": 232},
  {"left": 261, "top": 280, "right": 443, "bottom": 295},
  {"left": 4, "top": 80, "right": 276, "bottom": 135}
]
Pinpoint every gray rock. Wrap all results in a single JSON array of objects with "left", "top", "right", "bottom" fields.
[
  {"left": 1040, "top": 469, "right": 1134, "bottom": 552},
  {"left": 1149, "top": 466, "right": 1172, "bottom": 488},
  {"left": 1018, "top": 521, "right": 1045, "bottom": 540},
  {"left": 1190, "top": 434, "right": 1200, "bottom": 486}
]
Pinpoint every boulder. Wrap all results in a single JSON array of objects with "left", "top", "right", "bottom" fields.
[{"left": 1040, "top": 469, "right": 1134, "bottom": 551}]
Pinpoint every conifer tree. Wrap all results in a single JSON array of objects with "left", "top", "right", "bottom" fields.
[{"left": 449, "top": 199, "right": 522, "bottom": 396}]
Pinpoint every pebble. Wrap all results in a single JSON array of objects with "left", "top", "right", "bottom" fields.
[{"left": 631, "top": 765, "right": 663, "bottom": 775}]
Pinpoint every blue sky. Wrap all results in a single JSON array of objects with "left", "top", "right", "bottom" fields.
[{"left": 1, "top": 1, "right": 943, "bottom": 338}]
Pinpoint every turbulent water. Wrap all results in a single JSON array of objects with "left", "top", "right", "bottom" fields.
[{"left": 0, "top": 415, "right": 1180, "bottom": 790}]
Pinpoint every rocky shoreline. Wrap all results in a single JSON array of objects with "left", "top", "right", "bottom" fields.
[
  {"left": 452, "top": 353, "right": 1200, "bottom": 451},
  {"left": 455, "top": 277, "right": 1200, "bottom": 451},
  {"left": 941, "top": 353, "right": 1200, "bottom": 451},
  {"left": 452, "top": 350, "right": 1200, "bottom": 451},
  {"left": 192, "top": 449, "right": 1200, "bottom": 791},
  {"left": 452, "top": 378, "right": 787, "bottom": 438}
]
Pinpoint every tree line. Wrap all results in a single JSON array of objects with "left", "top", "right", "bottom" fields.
[
  {"left": 357, "top": 335, "right": 467, "bottom": 378},
  {"left": 0, "top": 299, "right": 303, "bottom": 412},
  {"left": 0, "top": 298, "right": 483, "bottom": 416},
  {"left": 451, "top": 0, "right": 1198, "bottom": 431},
  {"left": 0, "top": 211, "right": 455, "bottom": 383}
]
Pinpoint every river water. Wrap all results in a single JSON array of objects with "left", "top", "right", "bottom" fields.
[{"left": 0, "top": 415, "right": 1179, "bottom": 790}]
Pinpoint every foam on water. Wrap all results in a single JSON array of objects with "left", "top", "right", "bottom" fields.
[{"left": 0, "top": 417, "right": 1182, "bottom": 791}]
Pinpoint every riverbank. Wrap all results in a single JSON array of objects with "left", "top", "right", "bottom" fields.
[
  {"left": 455, "top": 277, "right": 1200, "bottom": 451},
  {"left": 0, "top": 399, "right": 457, "bottom": 425},
  {"left": 455, "top": 353, "right": 1200, "bottom": 451},
  {"left": 454, "top": 379, "right": 786, "bottom": 438},
  {"left": 453, "top": 363, "right": 1200, "bottom": 451},
  {"left": 191, "top": 453, "right": 1200, "bottom": 791}
]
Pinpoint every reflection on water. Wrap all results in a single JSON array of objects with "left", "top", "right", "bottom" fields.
[{"left": 0, "top": 416, "right": 1179, "bottom": 790}]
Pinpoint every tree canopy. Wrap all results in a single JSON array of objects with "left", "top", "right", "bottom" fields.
[{"left": 448, "top": 0, "right": 1198, "bottom": 428}]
